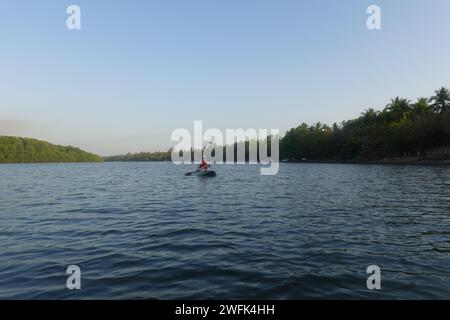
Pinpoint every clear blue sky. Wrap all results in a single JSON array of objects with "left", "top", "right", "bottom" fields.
[{"left": 1, "top": 0, "right": 450, "bottom": 155}]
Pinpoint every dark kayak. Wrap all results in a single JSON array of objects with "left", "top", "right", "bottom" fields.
[{"left": 185, "top": 170, "right": 217, "bottom": 177}]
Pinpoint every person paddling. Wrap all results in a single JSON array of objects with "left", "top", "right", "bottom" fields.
[
  {"left": 184, "top": 145, "right": 216, "bottom": 177},
  {"left": 199, "top": 158, "right": 209, "bottom": 172}
]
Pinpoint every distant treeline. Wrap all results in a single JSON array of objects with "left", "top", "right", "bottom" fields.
[
  {"left": 104, "top": 139, "right": 276, "bottom": 163},
  {"left": 0, "top": 136, "right": 103, "bottom": 163},
  {"left": 280, "top": 87, "right": 450, "bottom": 161},
  {"left": 104, "top": 151, "right": 172, "bottom": 162}
]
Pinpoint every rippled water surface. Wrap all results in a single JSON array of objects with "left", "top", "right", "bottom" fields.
[{"left": 1, "top": 162, "right": 449, "bottom": 299}]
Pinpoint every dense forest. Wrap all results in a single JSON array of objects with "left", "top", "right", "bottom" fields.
[
  {"left": 280, "top": 87, "right": 450, "bottom": 161},
  {"left": 0, "top": 137, "right": 103, "bottom": 163}
]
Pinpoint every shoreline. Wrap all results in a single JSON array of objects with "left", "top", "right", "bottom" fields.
[
  {"left": 2, "top": 159, "right": 450, "bottom": 166},
  {"left": 283, "top": 158, "right": 450, "bottom": 166}
]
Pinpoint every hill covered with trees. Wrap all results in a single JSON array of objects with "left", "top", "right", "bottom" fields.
[
  {"left": 0, "top": 136, "right": 103, "bottom": 163},
  {"left": 280, "top": 87, "right": 450, "bottom": 162}
]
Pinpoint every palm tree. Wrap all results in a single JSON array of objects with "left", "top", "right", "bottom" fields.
[
  {"left": 429, "top": 87, "right": 450, "bottom": 114},
  {"left": 361, "top": 108, "right": 379, "bottom": 119},
  {"left": 413, "top": 97, "right": 432, "bottom": 115},
  {"left": 384, "top": 97, "right": 411, "bottom": 121}
]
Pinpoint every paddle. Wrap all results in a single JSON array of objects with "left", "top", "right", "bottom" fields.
[{"left": 184, "top": 169, "right": 200, "bottom": 176}]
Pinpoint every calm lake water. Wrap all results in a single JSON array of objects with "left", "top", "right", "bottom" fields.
[{"left": 0, "top": 162, "right": 449, "bottom": 299}]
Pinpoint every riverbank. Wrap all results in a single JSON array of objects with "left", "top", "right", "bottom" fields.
[{"left": 284, "top": 157, "right": 450, "bottom": 165}]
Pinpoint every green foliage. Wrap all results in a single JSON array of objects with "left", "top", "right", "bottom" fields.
[
  {"left": 280, "top": 87, "right": 450, "bottom": 161},
  {"left": 0, "top": 136, "right": 103, "bottom": 163}
]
